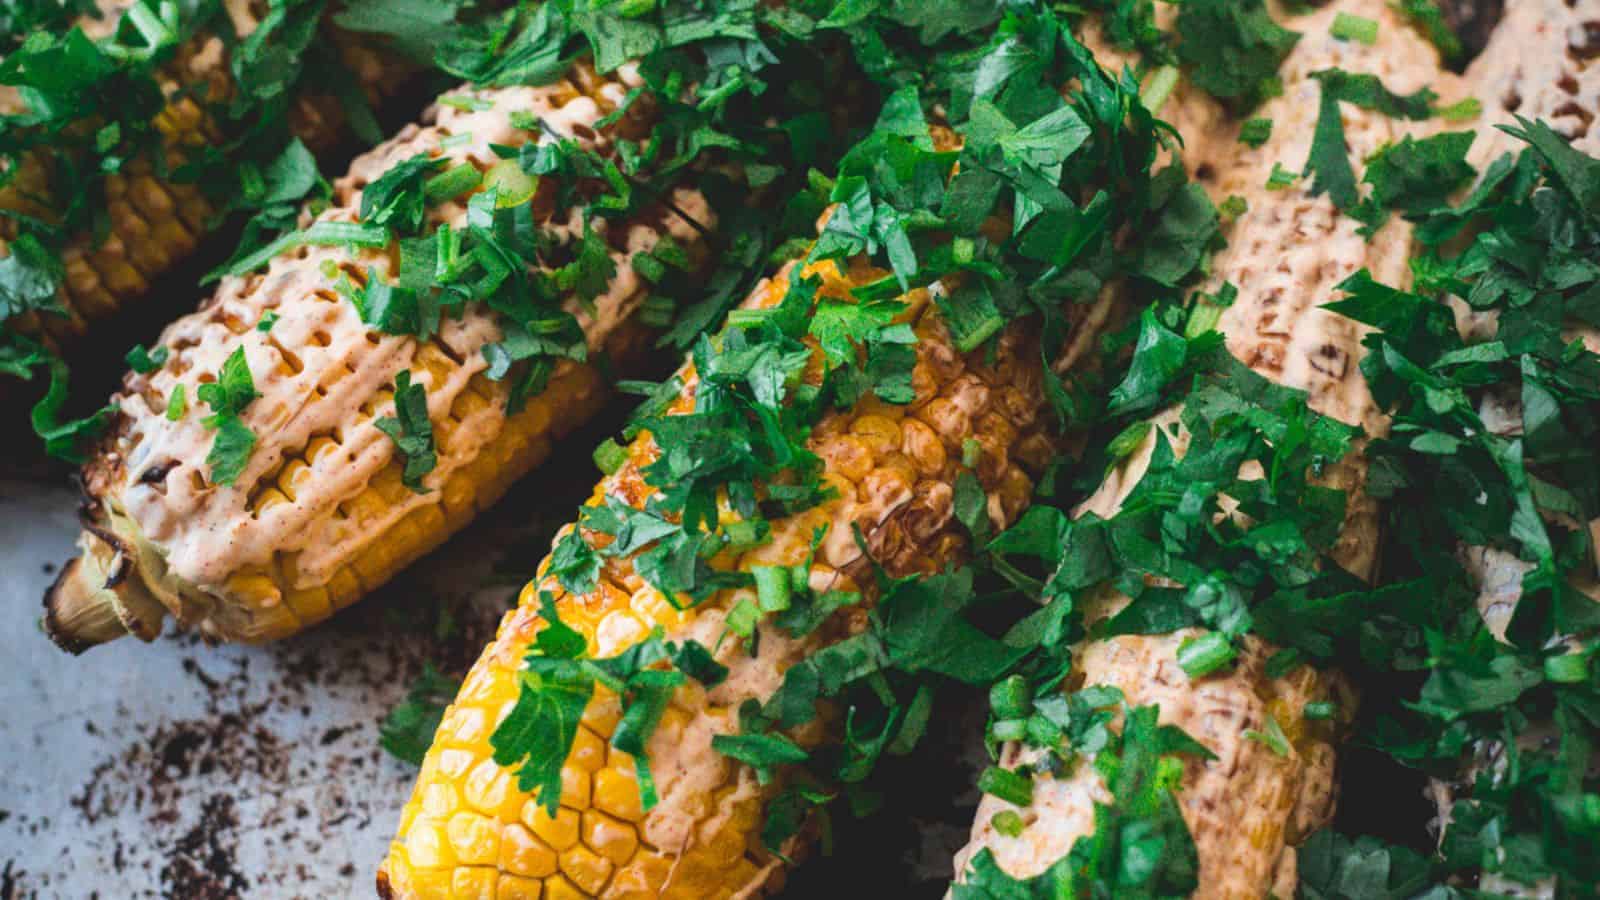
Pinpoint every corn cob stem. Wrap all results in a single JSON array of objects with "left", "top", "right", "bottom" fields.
[
  {"left": 953, "top": 3, "right": 1458, "bottom": 895},
  {"left": 45, "top": 63, "right": 712, "bottom": 649},
  {"left": 0, "top": 0, "right": 401, "bottom": 347}
]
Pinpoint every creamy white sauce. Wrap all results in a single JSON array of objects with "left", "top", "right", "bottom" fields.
[{"left": 110, "top": 72, "right": 710, "bottom": 596}]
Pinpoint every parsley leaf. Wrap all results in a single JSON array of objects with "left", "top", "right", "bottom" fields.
[
  {"left": 1175, "top": 0, "right": 1299, "bottom": 110},
  {"left": 376, "top": 370, "right": 437, "bottom": 493},
  {"left": 379, "top": 663, "right": 461, "bottom": 765}
]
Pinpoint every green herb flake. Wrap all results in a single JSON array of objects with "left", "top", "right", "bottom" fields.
[
  {"left": 1238, "top": 117, "right": 1273, "bottom": 148},
  {"left": 124, "top": 343, "right": 168, "bottom": 374},
  {"left": 375, "top": 370, "right": 437, "bottom": 493},
  {"left": 380, "top": 663, "right": 461, "bottom": 765},
  {"left": 1330, "top": 12, "right": 1378, "bottom": 45}
]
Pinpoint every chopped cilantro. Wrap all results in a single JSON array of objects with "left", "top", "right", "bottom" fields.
[
  {"left": 124, "top": 343, "right": 168, "bottom": 374},
  {"left": 379, "top": 663, "right": 460, "bottom": 765},
  {"left": 1302, "top": 68, "right": 1443, "bottom": 212},
  {"left": 1266, "top": 162, "right": 1299, "bottom": 190},
  {"left": 1393, "top": 0, "right": 1463, "bottom": 64},
  {"left": 375, "top": 370, "right": 437, "bottom": 493},
  {"left": 1238, "top": 117, "right": 1273, "bottom": 148},
  {"left": 197, "top": 347, "right": 259, "bottom": 486},
  {"left": 1175, "top": 0, "right": 1299, "bottom": 110}
]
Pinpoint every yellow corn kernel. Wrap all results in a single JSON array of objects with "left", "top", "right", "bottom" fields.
[
  {"left": 450, "top": 866, "right": 497, "bottom": 900},
  {"left": 380, "top": 245, "right": 1061, "bottom": 899},
  {"left": 556, "top": 844, "right": 612, "bottom": 895},
  {"left": 525, "top": 807, "right": 580, "bottom": 853},
  {"left": 496, "top": 875, "right": 542, "bottom": 900},
  {"left": 580, "top": 810, "right": 638, "bottom": 867},
  {"left": 499, "top": 824, "right": 558, "bottom": 879}
]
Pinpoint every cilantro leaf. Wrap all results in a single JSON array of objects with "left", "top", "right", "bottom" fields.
[
  {"left": 375, "top": 369, "right": 437, "bottom": 493},
  {"left": 1175, "top": 0, "right": 1299, "bottom": 110},
  {"left": 380, "top": 663, "right": 461, "bottom": 765}
]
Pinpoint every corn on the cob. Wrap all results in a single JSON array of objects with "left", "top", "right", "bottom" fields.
[
  {"left": 952, "top": 3, "right": 1457, "bottom": 895},
  {"left": 371, "top": 181, "right": 1122, "bottom": 900},
  {"left": 1456, "top": 0, "right": 1600, "bottom": 636},
  {"left": 0, "top": 0, "right": 399, "bottom": 346},
  {"left": 43, "top": 63, "right": 713, "bottom": 649},
  {"left": 1422, "top": 7, "right": 1600, "bottom": 897}
]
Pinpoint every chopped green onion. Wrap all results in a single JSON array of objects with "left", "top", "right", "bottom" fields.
[
  {"left": 962, "top": 438, "right": 982, "bottom": 469},
  {"left": 437, "top": 95, "right": 494, "bottom": 112},
  {"left": 753, "top": 565, "right": 794, "bottom": 613},
  {"left": 1331, "top": 12, "right": 1378, "bottom": 44},
  {"left": 423, "top": 163, "right": 483, "bottom": 204},
  {"left": 1177, "top": 631, "right": 1237, "bottom": 678},
  {"left": 991, "top": 810, "right": 1025, "bottom": 837},
  {"left": 1545, "top": 650, "right": 1591, "bottom": 684},
  {"left": 727, "top": 308, "right": 773, "bottom": 328},
  {"left": 1107, "top": 421, "right": 1152, "bottom": 460},
  {"left": 483, "top": 159, "right": 538, "bottom": 208},
  {"left": 165, "top": 385, "right": 186, "bottom": 422},
  {"left": 989, "top": 718, "right": 1027, "bottom": 742},
  {"left": 990, "top": 675, "right": 1032, "bottom": 719},
  {"left": 978, "top": 766, "right": 1035, "bottom": 807},
  {"left": 1266, "top": 163, "right": 1299, "bottom": 190},
  {"left": 1303, "top": 701, "right": 1337, "bottom": 721},
  {"left": 592, "top": 438, "right": 627, "bottom": 475},
  {"left": 1184, "top": 302, "right": 1224, "bottom": 339},
  {"left": 724, "top": 598, "right": 760, "bottom": 638},
  {"left": 721, "top": 519, "right": 768, "bottom": 551},
  {"left": 1437, "top": 98, "right": 1482, "bottom": 122},
  {"left": 1140, "top": 65, "right": 1181, "bottom": 114}
]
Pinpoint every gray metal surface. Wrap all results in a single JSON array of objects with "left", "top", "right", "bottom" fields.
[{"left": 0, "top": 477, "right": 534, "bottom": 900}]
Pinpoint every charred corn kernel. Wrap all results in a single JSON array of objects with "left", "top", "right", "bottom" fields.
[
  {"left": 1, "top": 0, "right": 404, "bottom": 349},
  {"left": 954, "top": 4, "right": 1452, "bottom": 897},
  {"left": 46, "top": 64, "right": 715, "bottom": 651},
  {"left": 379, "top": 233, "right": 1082, "bottom": 898}
]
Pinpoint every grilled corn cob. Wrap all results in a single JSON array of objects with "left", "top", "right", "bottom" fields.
[
  {"left": 43, "top": 63, "right": 712, "bottom": 649},
  {"left": 371, "top": 12, "right": 1248, "bottom": 891},
  {"left": 1457, "top": 0, "right": 1600, "bottom": 633},
  {"left": 953, "top": 3, "right": 1457, "bottom": 895},
  {"left": 1426, "top": 6, "right": 1600, "bottom": 896},
  {"left": 0, "top": 0, "right": 399, "bottom": 346},
  {"left": 374, "top": 233, "right": 1078, "bottom": 898}
]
